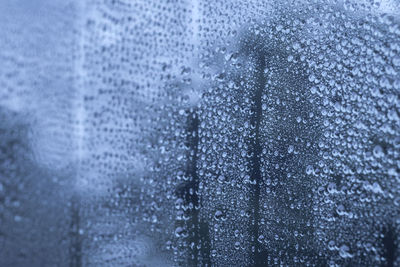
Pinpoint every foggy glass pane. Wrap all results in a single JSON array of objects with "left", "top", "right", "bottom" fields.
[{"left": 1, "top": 0, "right": 400, "bottom": 266}]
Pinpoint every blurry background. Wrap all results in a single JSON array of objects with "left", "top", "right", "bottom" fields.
[{"left": 0, "top": 0, "right": 400, "bottom": 266}]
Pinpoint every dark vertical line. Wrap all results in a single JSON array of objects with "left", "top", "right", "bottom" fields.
[
  {"left": 69, "top": 195, "right": 82, "bottom": 267},
  {"left": 175, "top": 108, "right": 211, "bottom": 266},
  {"left": 186, "top": 110, "right": 212, "bottom": 266},
  {"left": 382, "top": 224, "right": 397, "bottom": 267},
  {"left": 186, "top": 109, "right": 212, "bottom": 266},
  {"left": 249, "top": 53, "right": 266, "bottom": 266},
  {"left": 187, "top": 109, "right": 200, "bottom": 266},
  {"left": 199, "top": 219, "right": 212, "bottom": 267}
]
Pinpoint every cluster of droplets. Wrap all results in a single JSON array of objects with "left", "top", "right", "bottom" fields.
[
  {"left": 163, "top": 1, "right": 400, "bottom": 266},
  {"left": 75, "top": 0, "right": 400, "bottom": 266},
  {"left": 2, "top": 0, "right": 399, "bottom": 266}
]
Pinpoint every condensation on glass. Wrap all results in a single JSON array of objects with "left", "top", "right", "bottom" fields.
[{"left": 0, "top": 0, "right": 399, "bottom": 266}]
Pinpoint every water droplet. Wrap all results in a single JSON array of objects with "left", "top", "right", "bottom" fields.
[{"left": 373, "top": 145, "right": 384, "bottom": 158}]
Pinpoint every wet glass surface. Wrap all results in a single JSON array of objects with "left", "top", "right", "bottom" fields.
[{"left": 0, "top": 0, "right": 400, "bottom": 266}]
